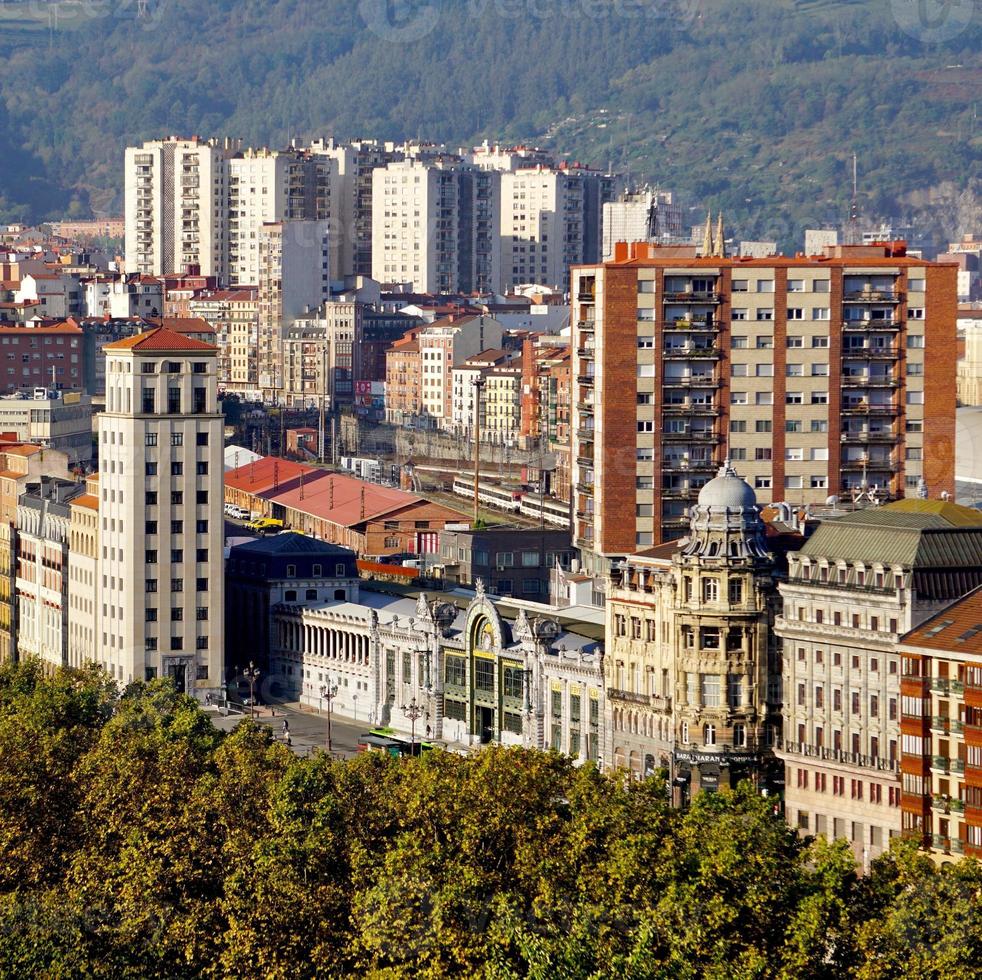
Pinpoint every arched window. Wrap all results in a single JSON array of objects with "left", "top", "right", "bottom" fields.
[{"left": 702, "top": 578, "right": 719, "bottom": 603}]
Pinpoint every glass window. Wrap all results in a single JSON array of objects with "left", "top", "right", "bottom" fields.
[{"left": 475, "top": 659, "right": 495, "bottom": 692}]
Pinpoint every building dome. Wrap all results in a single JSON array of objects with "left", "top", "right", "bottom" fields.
[
  {"left": 676, "top": 460, "right": 770, "bottom": 564},
  {"left": 697, "top": 461, "right": 758, "bottom": 511}
]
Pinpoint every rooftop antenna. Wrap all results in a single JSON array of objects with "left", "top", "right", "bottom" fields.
[{"left": 846, "top": 152, "right": 860, "bottom": 245}]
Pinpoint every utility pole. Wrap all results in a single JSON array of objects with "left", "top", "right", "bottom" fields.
[
  {"left": 472, "top": 375, "right": 485, "bottom": 526},
  {"left": 319, "top": 342, "right": 327, "bottom": 463}
]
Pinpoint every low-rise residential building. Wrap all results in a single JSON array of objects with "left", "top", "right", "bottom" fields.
[
  {"left": 520, "top": 338, "right": 572, "bottom": 500},
  {"left": 188, "top": 288, "right": 259, "bottom": 395},
  {"left": 384, "top": 329, "right": 422, "bottom": 424},
  {"left": 0, "top": 322, "right": 84, "bottom": 393},
  {"left": 0, "top": 389, "right": 93, "bottom": 465},
  {"left": 776, "top": 499, "right": 982, "bottom": 865},
  {"left": 82, "top": 274, "right": 162, "bottom": 319},
  {"left": 14, "top": 478, "right": 84, "bottom": 670},
  {"left": 450, "top": 348, "right": 520, "bottom": 442},
  {"left": 435, "top": 525, "right": 574, "bottom": 600}
]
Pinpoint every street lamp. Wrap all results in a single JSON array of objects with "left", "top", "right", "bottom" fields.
[
  {"left": 320, "top": 680, "right": 338, "bottom": 755},
  {"left": 402, "top": 697, "right": 425, "bottom": 757},
  {"left": 240, "top": 662, "right": 260, "bottom": 719}
]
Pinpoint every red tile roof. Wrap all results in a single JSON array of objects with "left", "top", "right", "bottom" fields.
[
  {"left": 71, "top": 493, "right": 99, "bottom": 511},
  {"left": 224, "top": 456, "right": 323, "bottom": 496},
  {"left": 102, "top": 326, "right": 217, "bottom": 352},
  {"left": 900, "top": 586, "right": 982, "bottom": 657},
  {"left": 267, "top": 471, "right": 426, "bottom": 527}
]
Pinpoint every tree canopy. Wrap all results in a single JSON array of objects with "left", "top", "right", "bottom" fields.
[{"left": 0, "top": 659, "right": 980, "bottom": 978}]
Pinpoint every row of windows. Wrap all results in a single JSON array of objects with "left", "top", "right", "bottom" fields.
[
  {"left": 792, "top": 768, "right": 901, "bottom": 804},
  {"left": 145, "top": 431, "right": 209, "bottom": 447},
  {"left": 143, "top": 635, "right": 209, "bottom": 651},
  {"left": 796, "top": 684, "right": 895, "bottom": 719},
  {"left": 145, "top": 549, "right": 210, "bottom": 563},
  {"left": 145, "top": 607, "right": 209, "bottom": 621},
  {"left": 145, "top": 461, "right": 209, "bottom": 476}
]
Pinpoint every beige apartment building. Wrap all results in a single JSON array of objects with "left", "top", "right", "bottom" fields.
[
  {"left": 776, "top": 499, "right": 982, "bottom": 865},
  {"left": 125, "top": 137, "right": 238, "bottom": 278},
  {"left": 67, "top": 477, "right": 99, "bottom": 670},
  {"left": 604, "top": 464, "right": 781, "bottom": 793},
  {"left": 371, "top": 159, "right": 501, "bottom": 294},
  {"left": 189, "top": 288, "right": 259, "bottom": 395},
  {"left": 96, "top": 327, "right": 224, "bottom": 695},
  {"left": 500, "top": 166, "right": 614, "bottom": 293},
  {"left": 256, "top": 220, "right": 330, "bottom": 400},
  {"left": 570, "top": 241, "right": 958, "bottom": 575}
]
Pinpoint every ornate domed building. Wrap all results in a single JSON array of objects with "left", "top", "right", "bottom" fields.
[
  {"left": 604, "top": 461, "right": 782, "bottom": 797},
  {"left": 670, "top": 462, "right": 781, "bottom": 796}
]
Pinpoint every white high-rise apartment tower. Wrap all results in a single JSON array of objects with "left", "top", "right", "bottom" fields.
[
  {"left": 98, "top": 327, "right": 224, "bottom": 696},
  {"left": 125, "top": 137, "right": 237, "bottom": 278},
  {"left": 499, "top": 166, "right": 614, "bottom": 293},
  {"left": 371, "top": 158, "right": 501, "bottom": 294}
]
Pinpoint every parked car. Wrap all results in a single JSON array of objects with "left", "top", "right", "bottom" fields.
[{"left": 246, "top": 517, "right": 284, "bottom": 532}]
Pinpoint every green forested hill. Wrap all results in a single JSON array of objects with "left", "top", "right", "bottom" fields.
[{"left": 0, "top": 0, "right": 979, "bottom": 248}]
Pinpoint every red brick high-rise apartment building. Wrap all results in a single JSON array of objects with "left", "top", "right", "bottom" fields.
[{"left": 570, "top": 242, "right": 957, "bottom": 574}]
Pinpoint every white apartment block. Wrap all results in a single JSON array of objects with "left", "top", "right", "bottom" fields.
[
  {"left": 602, "top": 189, "right": 684, "bottom": 259},
  {"left": 125, "top": 137, "right": 236, "bottom": 278},
  {"left": 310, "top": 138, "right": 405, "bottom": 280},
  {"left": 96, "top": 327, "right": 224, "bottom": 695},
  {"left": 125, "top": 139, "right": 331, "bottom": 285},
  {"left": 463, "top": 141, "right": 556, "bottom": 172},
  {"left": 371, "top": 159, "right": 501, "bottom": 294},
  {"left": 227, "top": 150, "right": 331, "bottom": 286},
  {"left": 257, "top": 220, "right": 331, "bottom": 399},
  {"left": 500, "top": 167, "right": 614, "bottom": 294}
]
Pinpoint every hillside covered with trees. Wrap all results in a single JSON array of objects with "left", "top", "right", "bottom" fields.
[
  {"left": 0, "top": 0, "right": 979, "bottom": 247},
  {"left": 1, "top": 660, "right": 981, "bottom": 979}
]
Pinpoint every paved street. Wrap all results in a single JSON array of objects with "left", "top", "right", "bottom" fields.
[{"left": 208, "top": 700, "right": 372, "bottom": 758}]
